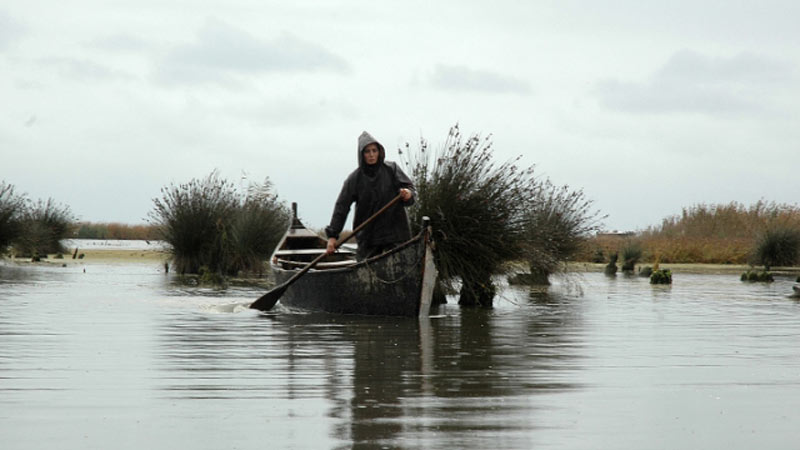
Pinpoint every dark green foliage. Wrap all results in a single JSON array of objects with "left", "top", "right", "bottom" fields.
[
  {"left": 750, "top": 226, "right": 800, "bottom": 271},
  {"left": 650, "top": 269, "right": 672, "bottom": 284},
  {"left": 150, "top": 171, "right": 289, "bottom": 277},
  {"left": 12, "top": 198, "right": 75, "bottom": 257},
  {"left": 521, "top": 180, "right": 603, "bottom": 282},
  {"left": 400, "top": 125, "right": 535, "bottom": 307},
  {"left": 151, "top": 172, "right": 238, "bottom": 274},
  {"left": 0, "top": 181, "right": 26, "bottom": 254},
  {"left": 740, "top": 270, "right": 774, "bottom": 282},
  {"left": 227, "top": 182, "right": 291, "bottom": 276}
]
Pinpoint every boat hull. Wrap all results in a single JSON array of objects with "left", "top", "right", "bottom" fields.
[{"left": 272, "top": 233, "right": 435, "bottom": 317}]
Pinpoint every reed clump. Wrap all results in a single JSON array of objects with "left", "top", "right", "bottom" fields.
[
  {"left": 520, "top": 180, "right": 603, "bottom": 284},
  {"left": 0, "top": 181, "right": 25, "bottom": 255},
  {"left": 604, "top": 252, "right": 618, "bottom": 275},
  {"left": 620, "top": 242, "right": 643, "bottom": 272},
  {"left": 749, "top": 226, "right": 800, "bottom": 271},
  {"left": 1, "top": 182, "right": 77, "bottom": 259},
  {"left": 401, "top": 125, "right": 534, "bottom": 307},
  {"left": 12, "top": 198, "right": 75, "bottom": 258},
  {"left": 401, "top": 125, "right": 602, "bottom": 306},
  {"left": 149, "top": 171, "right": 289, "bottom": 278}
]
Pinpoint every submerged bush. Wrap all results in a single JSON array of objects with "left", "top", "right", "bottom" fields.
[
  {"left": 650, "top": 269, "right": 672, "bottom": 284},
  {"left": 401, "top": 125, "right": 535, "bottom": 307},
  {"left": 0, "top": 181, "right": 26, "bottom": 254},
  {"left": 750, "top": 226, "right": 800, "bottom": 270},
  {"left": 740, "top": 270, "right": 774, "bottom": 282},
  {"left": 12, "top": 198, "right": 75, "bottom": 257},
  {"left": 150, "top": 171, "right": 289, "bottom": 277}
]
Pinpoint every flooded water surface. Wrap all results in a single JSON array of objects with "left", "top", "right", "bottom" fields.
[{"left": 2, "top": 260, "right": 799, "bottom": 449}]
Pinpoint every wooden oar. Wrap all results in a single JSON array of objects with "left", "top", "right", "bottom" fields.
[{"left": 250, "top": 193, "right": 404, "bottom": 311}]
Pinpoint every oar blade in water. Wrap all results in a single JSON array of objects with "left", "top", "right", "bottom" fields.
[{"left": 250, "top": 284, "right": 287, "bottom": 311}]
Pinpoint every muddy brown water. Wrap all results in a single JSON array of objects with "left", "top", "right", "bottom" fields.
[{"left": 2, "top": 261, "right": 799, "bottom": 449}]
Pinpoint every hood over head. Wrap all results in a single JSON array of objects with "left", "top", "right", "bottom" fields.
[{"left": 357, "top": 131, "right": 385, "bottom": 169}]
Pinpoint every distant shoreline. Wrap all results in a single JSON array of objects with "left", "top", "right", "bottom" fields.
[
  {"left": 569, "top": 262, "right": 800, "bottom": 276},
  {"left": 3, "top": 248, "right": 167, "bottom": 265},
  {"left": 5, "top": 250, "right": 799, "bottom": 277}
]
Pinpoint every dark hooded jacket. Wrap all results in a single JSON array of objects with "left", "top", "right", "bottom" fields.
[{"left": 325, "top": 131, "right": 416, "bottom": 250}]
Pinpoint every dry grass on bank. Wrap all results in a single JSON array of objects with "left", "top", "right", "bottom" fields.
[
  {"left": 578, "top": 201, "right": 800, "bottom": 266},
  {"left": 5, "top": 248, "right": 168, "bottom": 265},
  {"left": 580, "top": 235, "right": 753, "bottom": 264}
]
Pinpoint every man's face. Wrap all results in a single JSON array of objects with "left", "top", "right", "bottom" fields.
[{"left": 363, "top": 143, "right": 380, "bottom": 165}]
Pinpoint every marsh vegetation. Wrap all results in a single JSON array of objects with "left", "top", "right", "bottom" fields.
[
  {"left": 0, "top": 181, "right": 75, "bottom": 259},
  {"left": 0, "top": 181, "right": 25, "bottom": 253},
  {"left": 584, "top": 201, "right": 800, "bottom": 271},
  {"left": 401, "top": 125, "right": 602, "bottom": 307},
  {"left": 149, "top": 171, "right": 289, "bottom": 277}
]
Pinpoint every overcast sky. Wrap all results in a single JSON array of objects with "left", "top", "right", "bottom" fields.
[{"left": 2, "top": 1, "right": 799, "bottom": 232}]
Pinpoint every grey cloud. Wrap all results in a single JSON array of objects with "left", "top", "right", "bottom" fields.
[
  {"left": 249, "top": 97, "right": 358, "bottom": 126},
  {"left": 86, "top": 34, "right": 151, "bottom": 53},
  {"left": 0, "top": 10, "right": 26, "bottom": 51},
  {"left": 657, "top": 50, "right": 791, "bottom": 84},
  {"left": 430, "top": 64, "right": 531, "bottom": 94},
  {"left": 37, "top": 57, "right": 135, "bottom": 82},
  {"left": 595, "top": 50, "right": 793, "bottom": 115},
  {"left": 156, "top": 19, "right": 350, "bottom": 85}
]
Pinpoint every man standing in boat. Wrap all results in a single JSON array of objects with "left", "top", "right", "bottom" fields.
[{"left": 325, "top": 131, "right": 416, "bottom": 260}]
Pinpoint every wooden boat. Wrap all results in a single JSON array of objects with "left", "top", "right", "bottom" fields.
[{"left": 269, "top": 204, "right": 437, "bottom": 317}]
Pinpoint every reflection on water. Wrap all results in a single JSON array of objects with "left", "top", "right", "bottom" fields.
[
  {"left": 154, "top": 304, "right": 585, "bottom": 449},
  {"left": 2, "top": 261, "right": 800, "bottom": 449}
]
